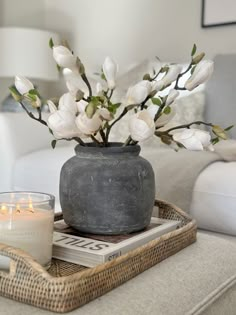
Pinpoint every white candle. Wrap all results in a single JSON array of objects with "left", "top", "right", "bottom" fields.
[{"left": 0, "top": 192, "right": 54, "bottom": 270}]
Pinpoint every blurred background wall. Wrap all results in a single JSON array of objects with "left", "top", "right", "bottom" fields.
[{"left": 0, "top": 0, "right": 236, "bottom": 102}]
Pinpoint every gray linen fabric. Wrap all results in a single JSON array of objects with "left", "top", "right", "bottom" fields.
[
  {"left": 1, "top": 232, "right": 236, "bottom": 315},
  {"left": 141, "top": 139, "right": 236, "bottom": 213},
  {"left": 141, "top": 147, "right": 223, "bottom": 213}
]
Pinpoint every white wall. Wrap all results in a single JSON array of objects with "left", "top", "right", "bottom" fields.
[
  {"left": 0, "top": 0, "right": 49, "bottom": 104},
  {"left": 45, "top": 0, "right": 236, "bottom": 71},
  {"left": 1, "top": 0, "right": 236, "bottom": 101},
  {"left": 0, "top": 0, "right": 45, "bottom": 29}
]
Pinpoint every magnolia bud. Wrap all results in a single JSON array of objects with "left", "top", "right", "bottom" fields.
[
  {"left": 102, "top": 57, "right": 118, "bottom": 89},
  {"left": 192, "top": 52, "right": 205, "bottom": 65},
  {"left": 85, "top": 102, "right": 96, "bottom": 118},
  {"left": 15, "top": 76, "right": 34, "bottom": 95},
  {"left": 53, "top": 45, "right": 76, "bottom": 69},
  {"left": 212, "top": 125, "right": 228, "bottom": 140},
  {"left": 9, "top": 86, "right": 22, "bottom": 102}
]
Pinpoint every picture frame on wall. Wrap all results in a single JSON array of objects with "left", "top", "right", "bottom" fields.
[{"left": 202, "top": 0, "right": 236, "bottom": 28}]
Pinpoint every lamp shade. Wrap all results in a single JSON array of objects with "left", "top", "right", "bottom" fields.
[{"left": 0, "top": 27, "right": 60, "bottom": 81}]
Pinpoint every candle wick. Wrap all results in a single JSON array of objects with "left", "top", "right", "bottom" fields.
[
  {"left": 28, "top": 203, "right": 34, "bottom": 213},
  {"left": 16, "top": 204, "right": 21, "bottom": 214}
]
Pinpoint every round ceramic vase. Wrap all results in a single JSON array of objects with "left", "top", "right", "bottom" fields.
[{"left": 60, "top": 143, "right": 155, "bottom": 235}]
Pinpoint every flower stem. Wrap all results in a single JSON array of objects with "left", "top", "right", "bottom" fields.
[
  {"left": 105, "top": 107, "right": 128, "bottom": 142},
  {"left": 90, "top": 135, "right": 102, "bottom": 146},
  {"left": 123, "top": 135, "right": 132, "bottom": 146},
  {"left": 174, "top": 62, "right": 192, "bottom": 90},
  {"left": 99, "top": 128, "right": 107, "bottom": 146},
  {"left": 72, "top": 137, "right": 86, "bottom": 146},
  {"left": 19, "top": 102, "right": 48, "bottom": 126},
  {"left": 81, "top": 73, "right": 92, "bottom": 98},
  {"left": 163, "top": 120, "right": 213, "bottom": 133}
]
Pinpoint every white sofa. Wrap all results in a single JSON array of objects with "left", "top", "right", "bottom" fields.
[
  {"left": 1, "top": 109, "right": 236, "bottom": 236},
  {"left": 1, "top": 54, "right": 236, "bottom": 237}
]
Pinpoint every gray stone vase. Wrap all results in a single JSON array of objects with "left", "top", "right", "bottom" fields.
[{"left": 60, "top": 143, "right": 155, "bottom": 235}]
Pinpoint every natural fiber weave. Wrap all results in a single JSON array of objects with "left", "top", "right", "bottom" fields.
[{"left": 0, "top": 200, "right": 197, "bottom": 313}]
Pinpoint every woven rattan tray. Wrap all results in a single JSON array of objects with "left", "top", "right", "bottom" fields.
[{"left": 0, "top": 200, "right": 197, "bottom": 313}]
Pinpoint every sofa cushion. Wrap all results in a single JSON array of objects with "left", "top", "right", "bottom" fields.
[
  {"left": 13, "top": 146, "right": 75, "bottom": 210},
  {"left": 190, "top": 161, "right": 236, "bottom": 236},
  {"left": 0, "top": 231, "right": 236, "bottom": 315},
  {"left": 13, "top": 145, "right": 236, "bottom": 236}
]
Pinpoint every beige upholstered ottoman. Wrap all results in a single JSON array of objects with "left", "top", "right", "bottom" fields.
[{"left": 0, "top": 231, "right": 235, "bottom": 315}]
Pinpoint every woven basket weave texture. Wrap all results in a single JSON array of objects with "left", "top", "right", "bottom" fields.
[{"left": 0, "top": 200, "right": 197, "bottom": 313}]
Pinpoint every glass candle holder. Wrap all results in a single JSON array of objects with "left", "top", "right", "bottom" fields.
[{"left": 0, "top": 191, "right": 55, "bottom": 270}]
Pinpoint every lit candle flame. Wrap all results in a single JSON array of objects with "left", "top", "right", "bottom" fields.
[{"left": 0, "top": 204, "right": 7, "bottom": 215}]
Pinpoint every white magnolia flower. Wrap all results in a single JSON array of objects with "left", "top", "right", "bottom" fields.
[
  {"left": 99, "top": 108, "right": 113, "bottom": 121},
  {"left": 32, "top": 95, "right": 41, "bottom": 108},
  {"left": 47, "top": 100, "right": 57, "bottom": 113},
  {"left": 53, "top": 46, "right": 76, "bottom": 69},
  {"left": 58, "top": 93, "right": 78, "bottom": 114},
  {"left": 152, "top": 80, "right": 164, "bottom": 93},
  {"left": 102, "top": 56, "right": 118, "bottom": 89},
  {"left": 63, "top": 68, "right": 81, "bottom": 96},
  {"left": 47, "top": 110, "right": 81, "bottom": 139},
  {"left": 77, "top": 100, "right": 87, "bottom": 113},
  {"left": 160, "top": 65, "right": 182, "bottom": 87},
  {"left": 166, "top": 89, "right": 179, "bottom": 106},
  {"left": 96, "top": 82, "right": 103, "bottom": 96},
  {"left": 15, "top": 76, "right": 34, "bottom": 95},
  {"left": 129, "top": 110, "right": 155, "bottom": 142},
  {"left": 173, "top": 128, "right": 214, "bottom": 151},
  {"left": 147, "top": 104, "right": 176, "bottom": 127},
  {"left": 185, "top": 60, "right": 214, "bottom": 91},
  {"left": 76, "top": 112, "right": 102, "bottom": 135},
  {"left": 126, "top": 80, "right": 152, "bottom": 105}
]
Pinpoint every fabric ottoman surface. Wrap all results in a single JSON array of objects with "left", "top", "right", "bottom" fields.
[{"left": 0, "top": 231, "right": 236, "bottom": 315}]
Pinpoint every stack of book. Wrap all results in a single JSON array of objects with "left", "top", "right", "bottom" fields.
[{"left": 53, "top": 217, "right": 180, "bottom": 267}]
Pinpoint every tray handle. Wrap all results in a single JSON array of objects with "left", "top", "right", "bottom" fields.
[{"left": 0, "top": 242, "right": 50, "bottom": 279}]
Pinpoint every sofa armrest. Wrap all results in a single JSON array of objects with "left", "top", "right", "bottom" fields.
[{"left": 0, "top": 112, "right": 52, "bottom": 191}]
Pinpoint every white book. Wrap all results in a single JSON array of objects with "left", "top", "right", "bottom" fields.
[{"left": 53, "top": 217, "right": 180, "bottom": 267}]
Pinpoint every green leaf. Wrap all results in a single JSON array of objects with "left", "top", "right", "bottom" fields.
[
  {"left": 76, "top": 57, "right": 85, "bottom": 74},
  {"left": 57, "top": 64, "right": 61, "bottom": 72},
  {"left": 90, "top": 96, "right": 100, "bottom": 106},
  {"left": 27, "top": 94, "right": 37, "bottom": 102},
  {"left": 76, "top": 90, "right": 84, "bottom": 101},
  {"left": 51, "top": 140, "right": 57, "bottom": 149},
  {"left": 108, "top": 103, "right": 121, "bottom": 114},
  {"left": 191, "top": 65, "right": 196, "bottom": 75},
  {"left": 49, "top": 38, "right": 54, "bottom": 49},
  {"left": 28, "top": 89, "right": 41, "bottom": 98},
  {"left": 160, "top": 135, "right": 172, "bottom": 145},
  {"left": 9, "top": 86, "right": 22, "bottom": 102},
  {"left": 151, "top": 97, "right": 162, "bottom": 106},
  {"left": 143, "top": 73, "right": 151, "bottom": 81},
  {"left": 211, "top": 137, "right": 220, "bottom": 145},
  {"left": 160, "top": 66, "right": 169, "bottom": 73},
  {"left": 191, "top": 43, "right": 197, "bottom": 57},
  {"left": 101, "top": 72, "right": 106, "bottom": 81},
  {"left": 224, "top": 125, "right": 234, "bottom": 131},
  {"left": 163, "top": 106, "right": 171, "bottom": 115}
]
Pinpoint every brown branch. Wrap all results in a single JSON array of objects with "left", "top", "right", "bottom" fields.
[
  {"left": 81, "top": 73, "right": 92, "bottom": 98},
  {"left": 19, "top": 102, "right": 48, "bottom": 126}
]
